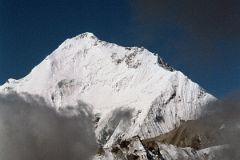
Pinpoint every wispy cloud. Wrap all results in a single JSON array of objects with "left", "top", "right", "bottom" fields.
[{"left": 0, "top": 92, "right": 97, "bottom": 160}]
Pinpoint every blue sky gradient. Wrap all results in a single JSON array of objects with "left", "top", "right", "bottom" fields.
[{"left": 0, "top": 0, "right": 239, "bottom": 97}]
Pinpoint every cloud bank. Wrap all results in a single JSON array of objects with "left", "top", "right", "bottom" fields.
[
  {"left": 197, "top": 92, "right": 240, "bottom": 160},
  {"left": 0, "top": 92, "right": 97, "bottom": 160}
]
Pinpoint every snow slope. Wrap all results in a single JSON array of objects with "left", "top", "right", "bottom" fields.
[{"left": 0, "top": 32, "right": 214, "bottom": 150}]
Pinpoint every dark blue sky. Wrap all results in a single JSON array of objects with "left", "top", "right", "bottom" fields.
[{"left": 0, "top": 0, "right": 239, "bottom": 97}]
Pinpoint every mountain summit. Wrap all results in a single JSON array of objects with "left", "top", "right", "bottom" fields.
[{"left": 0, "top": 32, "right": 216, "bottom": 159}]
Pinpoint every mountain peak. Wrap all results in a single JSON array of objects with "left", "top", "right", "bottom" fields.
[
  {"left": 55, "top": 32, "right": 174, "bottom": 73},
  {"left": 75, "top": 32, "right": 98, "bottom": 40},
  {"left": 0, "top": 32, "right": 214, "bottom": 149},
  {"left": 0, "top": 33, "right": 216, "bottom": 159}
]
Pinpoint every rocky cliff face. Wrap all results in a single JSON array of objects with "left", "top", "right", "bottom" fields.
[{"left": 0, "top": 32, "right": 217, "bottom": 159}]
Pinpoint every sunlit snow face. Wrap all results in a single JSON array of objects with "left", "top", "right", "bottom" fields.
[{"left": 0, "top": 92, "right": 97, "bottom": 160}]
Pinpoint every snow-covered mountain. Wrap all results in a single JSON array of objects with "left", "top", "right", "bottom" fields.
[{"left": 0, "top": 32, "right": 217, "bottom": 159}]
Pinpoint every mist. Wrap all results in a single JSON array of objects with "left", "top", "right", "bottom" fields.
[
  {"left": 197, "top": 92, "right": 240, "bottom": 160},
  {"left": 131, "top": 0, "right": 240, "bottom": 36},
  {"left": 97, "top": 107, "right": 134, "bottom": 145},
  {"left": 0, "top": 92, "right": 97, "bottom": 160},
  {"left": 130, "top": 0, "right": 240, "bottom": 66}
]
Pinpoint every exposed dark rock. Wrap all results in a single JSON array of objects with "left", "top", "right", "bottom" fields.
[
  {"left": 111, "top": 146, "right": 120, "bottom": 154},
  {"left": 127, "top": 154, "right": 140, "bottom": 160},
  {"left": 157, "top": 55, "right": 174, "bottom": 72},
  {"left": 120, "top": 140, "right": 131, "bottom": 149}
]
